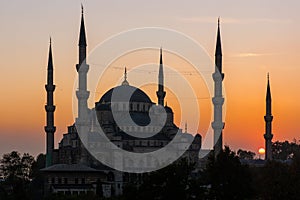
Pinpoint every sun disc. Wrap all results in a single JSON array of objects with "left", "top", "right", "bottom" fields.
[{"left": 258, "top": 148, "right": 265, "bottom": 155}]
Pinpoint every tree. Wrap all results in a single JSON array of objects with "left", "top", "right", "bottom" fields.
[
  {"left": 206, "top": 146, "right": 254, "bottom": 200},
  {"left": 0, "top": 151, "right": 35, "bottom": 200},
  {"left": 0, "top": 151, "right": 34, "bottom": 181},
  {"left": 272, "top": 140, "right": 300, "bottom": 160},
  {"left": 29, "top": 154, "right": 46, "bottom": 200},
  {"left": 237, "top": 149, "right": 255, "bottom": 160}
]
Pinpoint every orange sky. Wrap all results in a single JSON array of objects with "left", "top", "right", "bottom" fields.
[{"left": 0, "top": 1, "right": 300, "bottom": 157}]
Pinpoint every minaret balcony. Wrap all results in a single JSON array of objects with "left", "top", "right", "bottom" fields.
[
  {"left": 264, "top": 133, "right": 273, "bottom": 140},
  {"left": 212, "top": 72, "right": 223, "bottom": 82},
  {"left": 264, "top": 115, "right": 273, "bottom": 121},
  {"left": 156, "top": 90, "right": 166, "bottom": 98},
  {"left": 212, "top": 121, "right": 225, "bottom": 130},
  {"left": 45, "top": 105, "right": 56, "bottom": 112},
  {"left": 44, "top": 126, "right": 56, "bottom": 133},
  {"left": 76, "top": 90, "right": 90, "bottom": 99},
  {"left": 45, "top": 84, "right": 56, "bottom": 92},
  {"left": 212, "top": 97, "right": 224, "bottom": 105},
  {"left": 76, "top": 63, "right": 89, "bottom": 73}
]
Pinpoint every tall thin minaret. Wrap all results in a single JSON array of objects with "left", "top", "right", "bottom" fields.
[
  {"left": 264, "top": 73, "right": 273, "bottom": 160},
  {"left": 44, "top": 38, "right": 56, "bottom": 167},
  {"left": 75, "top": 5, "right": 90, "bottom": 164},
  {"left": 76, "top": 5, "right": 90, "bottom": 123},
  {"left": 212, "top": 18, "right": 225, "bottom": 157},
  {"left": 156, "top": 48, "right": 166, "bottom": 106}
]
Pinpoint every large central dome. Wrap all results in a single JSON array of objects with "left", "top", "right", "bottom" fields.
[{"left": 98, "top": 85, "right": 152, "bottom": 104}]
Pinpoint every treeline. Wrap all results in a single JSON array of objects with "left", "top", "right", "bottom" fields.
[
  {"left": 122, "top": 144, "right": 300, "bottom": 200},
  {"left": 1, "top": 140, "right": 300, "bottom": 199}
]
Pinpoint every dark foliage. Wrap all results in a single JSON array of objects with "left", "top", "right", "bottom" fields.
[
  {"left": 205, "top": 146, "right": 254, "bottom": 200},
  {"left": 237, "top": 149, "right": 255, "bottom": 160},
  {"left": 272, "top": 140, "right": 300, "bottom": 160}
]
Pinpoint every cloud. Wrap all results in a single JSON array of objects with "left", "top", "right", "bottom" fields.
[
  {"left": 178, "top": 17, "right": 292, "bottom": 25},
  {"left": 231, "top": 53, "right": 277, "bottom": 58},
  {"left": 233, "top": 53, "right": 266, "bottom": 57},
  {"left": 178, "top": 16, "right": 239, "bottom": 24}
]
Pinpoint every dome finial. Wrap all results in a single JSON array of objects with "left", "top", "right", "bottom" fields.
[{"left": 122, "top": 67, "right": 129, "bottom": 85}]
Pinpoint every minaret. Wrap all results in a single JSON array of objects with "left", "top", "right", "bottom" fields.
[
  {"left": 212, "top": 18, "right": 225, "bottom": 157},
  {"left": 76, "top": 5, "right": 90, "bottom": 124},
  {"left": 44, "top": 38, "right": 56, "bottom": 167},
  {"left": 264, "top": 73, "right": 273, "bottom": 160},
  {"left": 156, "top": 48, "right": 166, "bottom": 106},
  {"left": 75, "top": 5, "right": 90, "bottom": 164}
]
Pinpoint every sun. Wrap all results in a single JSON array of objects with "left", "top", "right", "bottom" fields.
[{"left": 258, "top": 148, "right": 265, "bottom": 155}]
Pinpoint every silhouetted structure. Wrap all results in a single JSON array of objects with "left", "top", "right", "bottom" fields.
[
  {"left": 212, "top": 18, "right": 225, "bottom": 157},
  {"left": 44, "top": 38, "right": 56, "bottom": 167},
  {"left": 76, "top": 5, "right": 90, "bottom": 165},
  {"left": 42, "top": 6, "right": 202, "bottom": 197},
  {"left": 156, "top": 48, "right": 166, "bottom": 106},
  {"left": 264, "top": 73, "right": 273, "bottom": 160}
]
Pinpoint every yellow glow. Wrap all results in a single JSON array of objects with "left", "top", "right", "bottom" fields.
[{"left": 258, "top": 148, "right": 265, "bottom": 155}]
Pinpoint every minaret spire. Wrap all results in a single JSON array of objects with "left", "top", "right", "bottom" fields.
[
  {"left": 212, "top": 18, "right": 225, "bottom": 158},
  {"left": 264, "top": 73, "right": 273, "bottom": 160},
  {"left": 215, "top": 17, "right": 223, "bottom": 75},
  {"left": 77, "top": 4, "right": 87, "bottom": 67},
  {"left": 45, "top": 38, "right": 56, "bottom": 167},
  {"left": 156, "top": 47, "right": 166, "bottom": 106},
  {"left": 48, "top": 37, "right": 53, "bottom": 71}
]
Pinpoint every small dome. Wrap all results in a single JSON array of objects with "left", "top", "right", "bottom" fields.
[
  {"left": 164, "top": 106, "right": 173, "bottom": 113},
  {"left": 97, "top": 85, "right": 152, "bottom": 106}
]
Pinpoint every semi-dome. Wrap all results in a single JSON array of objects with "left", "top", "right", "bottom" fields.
[{"left": 97, "top": 85, "right": 152, "bottom": 105}]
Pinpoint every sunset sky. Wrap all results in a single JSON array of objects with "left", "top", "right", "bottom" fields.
[{"left": 1, "top": 0, "right": 300, "bottom": 157}]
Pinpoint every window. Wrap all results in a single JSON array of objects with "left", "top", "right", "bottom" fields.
[
  {"left": 58, "top": 178, "right": 62, "bottom": 184},
  {"left": 82, "top": 178, "right": 85, "bottom": 184},
  {"left": 137, "top": 104, "right": 140, "bottom": 111},
  {"left": 64, "top": 178, "right": 68, "bottom": 184},
  {"left": 51, "top": 177, "right": 55, "bottom": 184},
  {"left": 75, "top": 178, "right": 78, "bottom": 184},
  {"left": 130, "top": 103, "right": 133, "bottom": 111}
]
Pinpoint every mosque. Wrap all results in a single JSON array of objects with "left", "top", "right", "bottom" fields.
[{"left": 41, "top": 7, "right": 227, "bottom": 197}]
